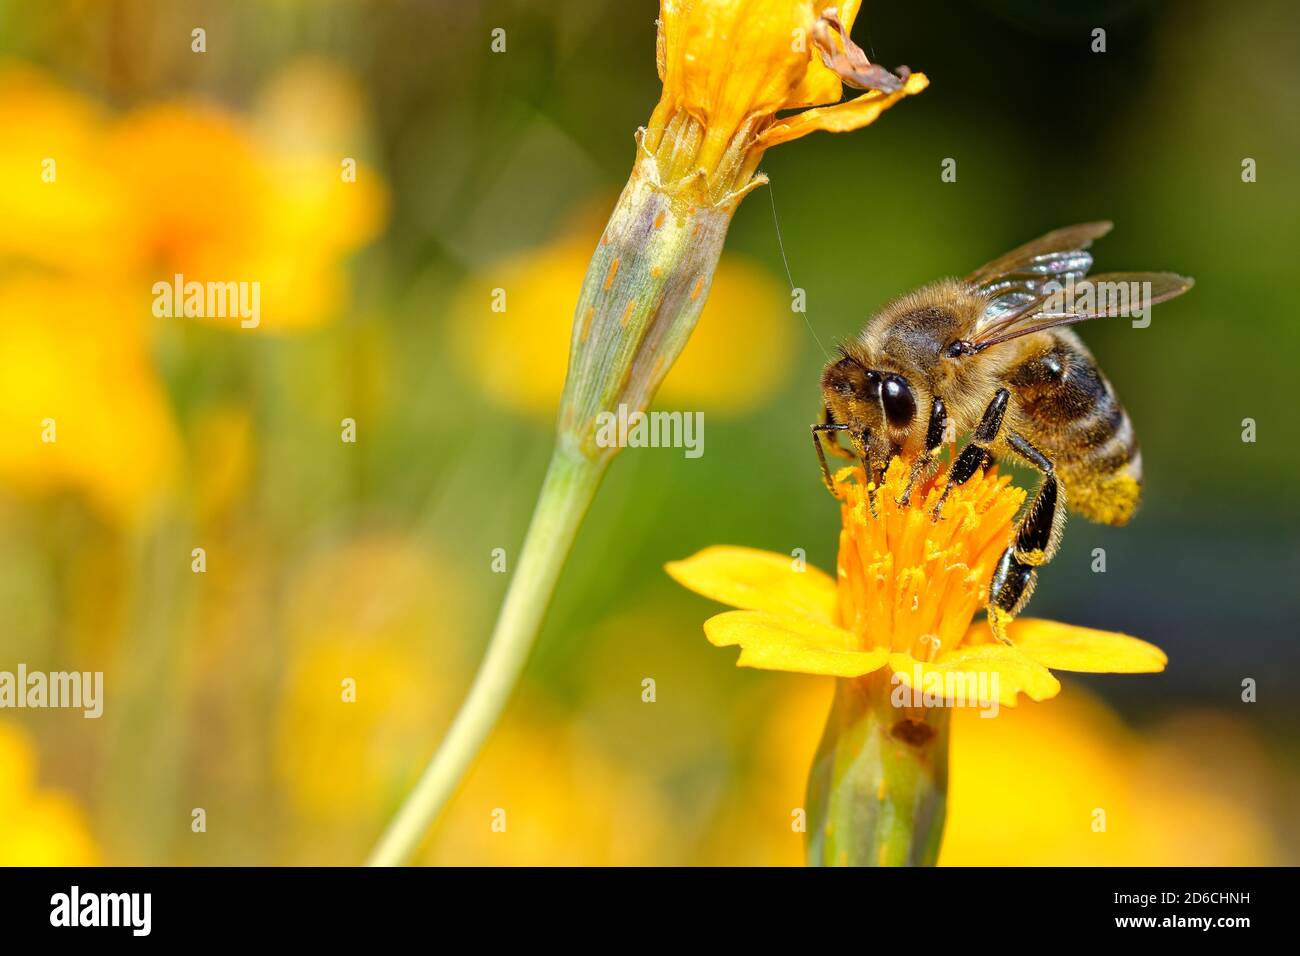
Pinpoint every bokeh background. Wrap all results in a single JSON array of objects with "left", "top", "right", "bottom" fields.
[{"left": 1, "top": 0, "right": 1297, "bottom": 865}]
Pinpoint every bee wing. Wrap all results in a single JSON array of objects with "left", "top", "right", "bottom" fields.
[
  {"left": 966, "top": 222, "right": 1113, "bottom": 287},
  {"left": 967, "top": 271, "right": 1195, "bottom": 350},
  {"left": 966, "top": 222, "right": 1114, "bottom": 326}
]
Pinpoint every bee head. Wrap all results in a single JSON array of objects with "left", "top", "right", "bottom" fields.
[{"left": 822, "top": 351, "right": 917, "bottom": 432}]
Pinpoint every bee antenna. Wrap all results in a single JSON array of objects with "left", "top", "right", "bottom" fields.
[
  {"left": 768, "top": 181, "right": 829, "bottom": 359},
  {"left": 834, "top": 343, "right": 869, "bottom": 367}
]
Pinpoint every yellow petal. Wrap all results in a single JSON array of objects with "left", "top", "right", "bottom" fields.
[
  {"left": 704, "top": 610, "right": 887, "bottom": 677},
  {"left": 997, "top": 618, "right": 1168, "bottom": 674},
  {"left": 888, "top": 645, "right": 1061, "bottom": 708},
  {"left": 657, "top": 0, "right": 821, "bottom": 174},
  {"left": 754, "top": 71, "right": 929, "bottom": 150},
  {"left": 665, "top": 545, "right": 838, "bottom": 623}
]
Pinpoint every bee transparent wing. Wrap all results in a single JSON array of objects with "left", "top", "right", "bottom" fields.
[
  {"left": 966, "top": 222, "right": 1114, "bottom": 326},
  {"left": 967, "top": 271, "right": 1195, "bottom": 350},
  {"left": 966, "top": 222, "right": 1113, "bottom": 287}
]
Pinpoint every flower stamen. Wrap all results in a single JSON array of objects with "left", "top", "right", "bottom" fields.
[{"left": 834, "top": 458, "right": 1023, "bottom": 660}]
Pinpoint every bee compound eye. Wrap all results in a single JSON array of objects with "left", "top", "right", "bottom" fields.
[
  {"left": 881, "top": 375, "right": 916, "bottom": 427},
  {"left": 863, "top": 370, "right": 882, "bottom": 401}
]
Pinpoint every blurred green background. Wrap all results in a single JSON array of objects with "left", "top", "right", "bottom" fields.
[{"left": 0, "top": 0, "right": 1296, "bottom": 865}]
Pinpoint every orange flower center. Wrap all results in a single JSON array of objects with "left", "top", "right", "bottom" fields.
[{"left": 834, "top": 459, "right": 1025, "bottom": 660}]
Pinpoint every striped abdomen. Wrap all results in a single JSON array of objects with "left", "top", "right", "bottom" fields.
[{"left": 1008, "top": 329, "right": 1141, "bottom": 526}]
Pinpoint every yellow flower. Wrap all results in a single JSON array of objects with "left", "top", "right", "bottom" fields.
[
  {"left": 451, "top": 207, "right": 793, "bottom": 418},
  {"left": 667, "top": 460, "right": 1166, "bottom": 707},
  {"left": 0, "top": 275, "right": 180, "bottom": 526},
  {"left": 646, "top": 0, "right": 928, "bottom": 205},
  {"left": 0, "top": 722, "right": 99, "bottom": 865}
]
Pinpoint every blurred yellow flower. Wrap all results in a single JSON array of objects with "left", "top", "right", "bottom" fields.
[
  {"left": 940, "top": 694, "right": 1279, "bottom": 866},
  {"left": 451, "top": 210, "right": 794, "bottom": 418},
  {"left": 274, "top": 534, "right": 463, "bottom": 840},
  {"left": 668, "top": 460, "right": 1166, "bottom": 707},
  {"left": 0, "top": 59, "right": 388, "bottom": 522},
  {"left": 105, "top": 102, "right": 386, "bottom": 332},
  {"left": 0, "top": 66, "right": 130, "bottom": 275},
  {"left": 425, "top": 704, "right": 683, "bottom": 866},
  {"left": 0, "top": 722, "right": 98, "bottom": 865},
  {"left": 700, "top": 677, "right": 831, "bottom": 866},
  {"left": 1, "top": 61, "right": 387, "bottom": 316},
  {"left": 0, "top": 275, "right": 180, "bottom": 526}
]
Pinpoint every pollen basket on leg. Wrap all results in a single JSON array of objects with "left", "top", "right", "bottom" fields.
[{"left": 834, "top": 459, "right": 1024, "bottom": 659}]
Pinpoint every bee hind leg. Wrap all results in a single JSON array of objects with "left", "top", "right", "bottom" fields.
[{"left": 986, "top": 430, "right": 1066, "bottom": 645}]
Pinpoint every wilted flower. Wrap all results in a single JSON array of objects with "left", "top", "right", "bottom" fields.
[
  {"left": 646, "top": 0, "right": 928, "bottom": 206},
  {"left": 561, "top": 2, "right": 926, "bottom": 458}
]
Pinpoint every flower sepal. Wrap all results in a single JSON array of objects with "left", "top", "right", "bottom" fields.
[{"left": 806, "top": 671, "right": 949, "bottom": 867}]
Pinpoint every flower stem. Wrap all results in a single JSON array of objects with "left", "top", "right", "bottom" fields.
[
  {"left": 366, "top": 446, "right": 605, "bottom": 866},
  {"left": 368, "top": 144, "right": 742, "bottom": 865},
  {"left": 805, "top": 672, "right": 951, "bottom": 866}
]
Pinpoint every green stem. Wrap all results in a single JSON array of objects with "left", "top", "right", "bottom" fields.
[
  {"left": 365, "top": 447, "right": 605, "bottom": 866},
  {"left": 805, "top": 672, "right": 951, "bottom": 866},
  {"left": 367, "top": 142, "right": 746, "bottom": 865}
]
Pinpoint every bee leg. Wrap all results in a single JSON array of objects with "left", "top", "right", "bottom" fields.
[
  {"left": 811, "top": 422, "right": 849, "bottom": 499},
  {"left": 846, "top": 427, "right": 880, "bottom": 517},
  {"left": 931, "top": 388, "right": 1009, "bottom": 521},
  {"left": 899, "top": 397, "right": 947, "bottom": 506},
  {"left": 864, "top": 465, "right": 880, "bottom": 518},
  {"left": 820, "top": 406, "right": 856, "bottom": 460},
  {"left": 986, "top": 431, "right": 1065, "bottom": 645}
]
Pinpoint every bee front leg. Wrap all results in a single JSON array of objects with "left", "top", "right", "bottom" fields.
[
  {"left": 811, "top": 422, "right": 849, "bottom": 499},
  {"left": 899, "top": 396, "right": 947, "bottom": 506},
  {"left": 847, "top": 428, "right": 881, "bottom": 517},
  {"left": 987, "top": 431, "right": 1065, "bottom": 645},
  {"left": 931, "top": 388, "right": 1009, "bottom": 521}
]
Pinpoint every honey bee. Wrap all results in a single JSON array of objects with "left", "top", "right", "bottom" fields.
[{"left": 813, "top": 222, "right": 1193, "bottom": 642}]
